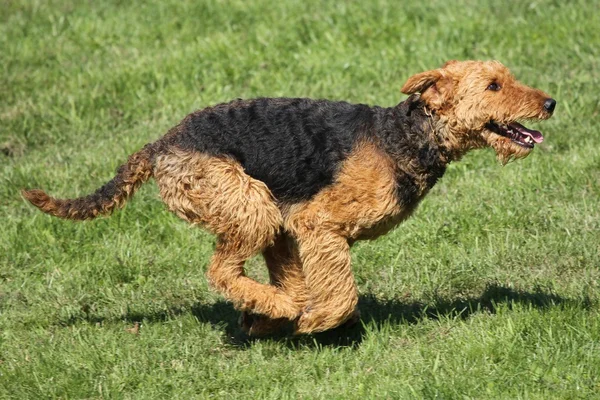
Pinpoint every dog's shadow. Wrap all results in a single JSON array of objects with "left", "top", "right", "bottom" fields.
[
  {"left": 68, "top": 283, "right": 589, "bottom": 349},
  {"left": 187, "top": 283, "right": 589, "bottom": 349}
]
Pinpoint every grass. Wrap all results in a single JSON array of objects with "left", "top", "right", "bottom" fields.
[{"left": 1, "top": 0, "right": 599, "bottom": 398}]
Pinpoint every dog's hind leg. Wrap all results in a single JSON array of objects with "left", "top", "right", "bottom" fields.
[
  {"left": 155, "top": 149, "right": 301, "bottom": 320},
  {"left": 240, "top": 233, "right": 309, "bottom": 336},
  {"left": 207, "top": 238, "right": 301, "bottom": 320}
]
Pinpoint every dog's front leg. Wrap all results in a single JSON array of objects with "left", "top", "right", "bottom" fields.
[{"left": 293, "top": 228, "right": 359, "bottom": 334}]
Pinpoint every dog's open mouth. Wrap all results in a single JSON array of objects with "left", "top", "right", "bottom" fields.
[{"left": 485, "top": 121, "right": 544, "bottom": 148}]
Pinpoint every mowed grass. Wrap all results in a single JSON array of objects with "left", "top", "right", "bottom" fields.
[{"left": 1, "top": 0, "right": 599, "bottom": 398}]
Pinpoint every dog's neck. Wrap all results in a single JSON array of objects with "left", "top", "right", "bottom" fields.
[
  {"left": 370, "top": 95, "right": 450, "bottom": 199},
  {"left": 380, "top": 95, "right": 453, "bottom": 161},
  {"left": 407, "top": 95, "right": 483, "bottom": 162}
]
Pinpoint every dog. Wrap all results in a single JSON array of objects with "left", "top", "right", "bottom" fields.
[{"left": 23, "top": 60, "right": 556, "bottom": 335}]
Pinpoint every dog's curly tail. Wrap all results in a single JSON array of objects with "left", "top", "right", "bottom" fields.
[{"left": 22, "top": 143, "right": 156, "bottom": 221}]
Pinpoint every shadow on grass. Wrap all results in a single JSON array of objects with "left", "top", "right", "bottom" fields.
[
  {"left": 193, "top": 283, "right": 591, "bottom": 349},
  {"left": 64, "top": 283, "right": 591, "bottom": 349}
]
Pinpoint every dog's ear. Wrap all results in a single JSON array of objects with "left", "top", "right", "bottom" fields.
[
  {"left": 442, "top": 59, "right": 459, "bottom": 68},
  {"left": 401, "top": 68, "right": 453, "bottom": 110},
  {"left": 401, "top": 69, "right": 443, "bottom": 95}
]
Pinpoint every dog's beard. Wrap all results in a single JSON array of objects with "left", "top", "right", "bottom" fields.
[{"left": 488, "top": 135, "right": 533, "bottom": 165}]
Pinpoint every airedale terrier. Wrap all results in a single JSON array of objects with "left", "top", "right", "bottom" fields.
[{"left": 23, "top": 60, "right": 555, "bottom": 335}]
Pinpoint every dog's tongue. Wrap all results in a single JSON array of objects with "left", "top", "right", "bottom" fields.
[{"left": 509, "top": 122, "right": 544, "bottom": 143}]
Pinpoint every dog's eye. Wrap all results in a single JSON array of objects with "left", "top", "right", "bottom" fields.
[{"left": 487, "top": 82, "right": 501, "bottom": 91}]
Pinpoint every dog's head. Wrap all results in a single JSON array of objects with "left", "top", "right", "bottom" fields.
[{"left": 401, "top": 60, "right": 555, "bottom": 163}]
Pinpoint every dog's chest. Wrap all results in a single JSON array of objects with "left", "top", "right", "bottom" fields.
[
  {"left": 352, "top": 171, "right": 438, "bottom": 240},
  {"left": 351, "top": 151, "right": 446, "bottom": 241}
]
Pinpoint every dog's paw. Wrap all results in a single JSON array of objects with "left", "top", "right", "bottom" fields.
[
  {"left": 239, "top": 311, "right": 291, "bottom": 337},
  {"left": 238, "top": 311, "right": 256, "bottom": 334},
  {"left": 343, "top": 309, "right": 361, "bottom": 328},
  {"left": 294, "top": 308, "right": 361, "bottom": 335}
]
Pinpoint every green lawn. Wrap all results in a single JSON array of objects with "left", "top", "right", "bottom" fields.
[{"left": 1, "top": 0, "right": 599, "bottom": 398}]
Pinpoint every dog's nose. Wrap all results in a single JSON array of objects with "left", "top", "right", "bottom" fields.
[{"left": 544, "top": 98, "right": 556, "bottom": 113}]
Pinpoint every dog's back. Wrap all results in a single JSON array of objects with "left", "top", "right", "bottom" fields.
[{"left": 167, "top": 97, "right": 377, "bottom": 202}]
